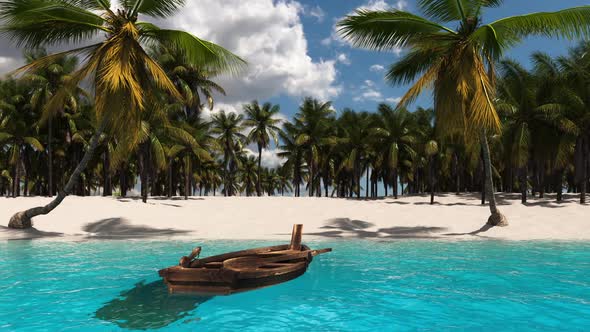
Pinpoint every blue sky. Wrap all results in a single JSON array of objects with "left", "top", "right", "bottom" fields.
[{"left": 266, "top": 0, "right": 590, "bottom": 120}]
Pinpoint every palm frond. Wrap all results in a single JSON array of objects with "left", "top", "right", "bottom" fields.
[
  {"left": 0, "top": 0, "right": 107, "bottom": 48},
  {"left": 142, "top": 28, "right": 246, "bottom": 76},
  {"left": 126, "top": 0, "right": 185, "bottom": 18},
  {"left": 489, "top": 6, "right": 590, "bottom": 54},
  {"left": 386, "top": 47, "right": 443, "bottom": 85},
  {"left": 23, "top": 136, "right": 44, "bottom": 151},
  {"left": 337, "top": 10, "right": 455, "bottom": 51}
]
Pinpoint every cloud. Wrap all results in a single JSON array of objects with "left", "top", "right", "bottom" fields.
[
  {"left": 306, "top": 5, "right": 326, "bottom": 22},
  {"left": 244, "top": 148, "right": 286, "bottom": 168},
  {"left": 1, "top": 0, "right": 342, "bottom": 110},
  {"left": 0, "top": 56, "right": 22, "bottom": 76},
  {"left": 154, "top": 0, "right": 341, "bottom": 105},
  {"left": 353, "top": 80, "right": 400, "bottom": 104},
  {"left": 370, "top": 64, "right": 386, "bottom": 72},
  {"left": 353, "top": 80, "right": 382, "bottom": 102},
  {"left": 386, "top": 97, "right": 402, "bottom": 104},
  {"left": 323, "top": 0, "right": 407, "bottom": 55},
  {"left": 337, "top": 53, "right": 351, "bottom": 65}
]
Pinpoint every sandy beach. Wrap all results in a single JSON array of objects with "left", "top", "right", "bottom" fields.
[{"left": 1, "top": 193, "right": 588, "bottom": 241}]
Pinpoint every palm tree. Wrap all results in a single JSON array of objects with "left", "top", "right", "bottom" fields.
[
  {"left": 372, "top": 104, "right": 416, "bottom": 199},
  {"left": 238, "top": 155, "right": 258, "bottom": 196},
  {"left": 558, "top": 42, "right": 590, "bottom": 204},
  {"left": 496, "top": 59, "right": 572, "bottom": 204},
  {"left": 292, "top": 98, "right": 336, "bottom": 196},
  {"left": 24, "top": 48, "right": 81, "bottom": 197},
  {"left": 211, "top": 111, "right": 245, "bottom": 197},
  {"left": 243, "top": 101, "right": 282, "bottom": 196},
  {"left": 336, "top": 110, "right": 372, "bottom": 198},
  {"left": 155, "top": 46, "right": 226, "bottom": 119},
  {"left": 338, "top": 2, "right": 590, "bottom": 226},
  {"left": 0, "top": 79, "right": 45, "bottom": 197},
  {"left": 278, "top": 122, "right": 306, "bottom": 197},
  {"left": 2, "top": 0, "right": 245, "bottom": 228}
]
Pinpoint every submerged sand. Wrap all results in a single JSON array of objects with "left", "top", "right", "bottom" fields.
[{"left": 0, "top": 193, "right": 588, "bottom": 241}]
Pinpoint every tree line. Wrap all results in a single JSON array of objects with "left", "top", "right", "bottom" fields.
[{"left": 1, "top": 43, "right": 589, "bottom": 205}]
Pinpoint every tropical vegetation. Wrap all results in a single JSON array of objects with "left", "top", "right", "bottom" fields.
[
  {"left": 338, "top": 0, "right": 590, "bottom": 226},
  {"left": 1, "top": 1, "right": 589, "bottom": 231}
]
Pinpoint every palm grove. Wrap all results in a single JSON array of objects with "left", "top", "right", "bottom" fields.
[{"left": 1, "top": 1, "right": 589, "bottom": 230}]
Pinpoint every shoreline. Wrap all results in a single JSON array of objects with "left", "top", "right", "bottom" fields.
[{"left": 1, "top": 193, "right": 588, "bottom": 242}]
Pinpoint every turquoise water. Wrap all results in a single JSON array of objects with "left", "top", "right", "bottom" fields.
[{"left": 1, "top": 240, "right": 589, "bottom": 331}]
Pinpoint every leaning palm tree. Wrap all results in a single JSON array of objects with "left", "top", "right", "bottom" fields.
[
  {"left": 243, "top": 101, "right": 282, "bottom": 196},
  {"left": 1, "top": 0, "right": 245, "bottom": 228},
  {"left": 338, "top": 1, "right": 590, "bottom": 226}
]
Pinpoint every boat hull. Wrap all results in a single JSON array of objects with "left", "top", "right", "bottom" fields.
[{"left": 158, "top": 245, "right": 314, "bottom": 295}]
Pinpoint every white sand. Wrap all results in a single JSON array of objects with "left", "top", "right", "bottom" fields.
[{"left": 0, "top": 193, "right": 588, "bottom": 241}]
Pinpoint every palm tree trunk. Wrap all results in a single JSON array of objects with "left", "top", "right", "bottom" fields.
[
  {"left": 309, "top": 160, "right": 314, "bottom": 197},
  {"left": 168, "top": 158, "right": 173, "bottom": 198},
  {"left": 184, "top": 155, "right": 190, "bottom": 200},
  {"left": 520, "top": 166, "right": 527, "bottom": 204},
  {"left": 103, "top": 148, "right": 112, "bottom": 196},
  {"left": 48, "top": 117, "right": 54, "bottom": 197},
  {"left": 480, "top": 130, "right": 508, "bottom": 227},
  {"left": 454, "top": 154, "right": 461, "bottom": 195},
  {"left": 257, "top": 144, "right": 262, "bottom": 197},
  {"left": 480, "top": 154, "right": 485, "bottom": 205},
  {"left": 539, "top": 162, "right": 547, "bottom": 198},
  {"left": 8, "top": 119, "right": 108, "bottom": 229},
  {"left": 119, "top": 163, "right": 127, "bottom": 198},
  {"left": 392, "top": 168, "right": 398, "bottom": 199},
  {"left": 429, "top": 157, "right": 435, "bottom": 205},
  {"left": 366, "top": 167, "right": 370, "bottom": 198},
  {"left": 581, "top": 156, "right": 587, "bottom": 204},
  {"left": 13, "top": 148, "right": 21, "bottom": 197},
  {"left": 23, "top": 154, "right": 29, "bottom": 197},
  {"left": 139, "top": 146, "right": 147, "bottom": 203}
]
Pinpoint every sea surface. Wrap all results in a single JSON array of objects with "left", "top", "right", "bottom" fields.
[{"left": 1, "top": 240, "right": 589, "bottom": 331}]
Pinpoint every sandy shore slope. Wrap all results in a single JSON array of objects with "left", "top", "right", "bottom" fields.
[{"left": 1, "top": 193, "right": 588, "bottom": 241}]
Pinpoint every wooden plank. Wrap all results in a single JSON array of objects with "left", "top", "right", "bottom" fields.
[
  {"left": 289, "top": 224, "right": 303, "bottom": 251},
  {"left": 189, "top": 244, "right": 289, "bottom": 268}
]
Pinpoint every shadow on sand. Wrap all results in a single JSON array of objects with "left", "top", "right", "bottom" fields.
[
  {"left": 95, "top": 280, "right": 213, "bottom": 330},
  {"left": 443, "top": 224, "right": 494, "bottom": 237},
  {"left": 305, "top": 218, "right": 448, "bottom": 239},
  {"left": 83, "top": 218, "right": 191, "bottom": 239},
  {"left": 0, "top": 225, "right": 63, "bottom": 240}
]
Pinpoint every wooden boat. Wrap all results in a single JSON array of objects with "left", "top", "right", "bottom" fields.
[{"left": 158, "top": 224, "right": 331, "bottom": 295}]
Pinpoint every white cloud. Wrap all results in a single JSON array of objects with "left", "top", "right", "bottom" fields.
[
  {"left": 386, "top": 97, "right": 402, "bottom": 104},
  {"left": 337, "top": 53, "right": 351, "bottom": 65},
  {"left": 370, "top": 64, "right": 386, "bottom": 72},
  {"left": 154, "top": 0, "right": 341, "bottom": 105},
  {"left": 0, "top": 57, "right": 21, "bottom": 76},
  {"left": 244, "top": 148, "right": 286, "bottom": 168},
  {"left": 353, "top": 80, "right": 400, "bottom": 104},
  {"left": 1, "top": 0, "right": 342, "bottom": 109},
  {"left": 323, "top": 0, "right": 407, "bottom": 55},
  {"left": 306, "top": 5, "right": 326, "bottom": 22},
  {"left": 321, "top": 37, "right": 333, "bottom": 46}
]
